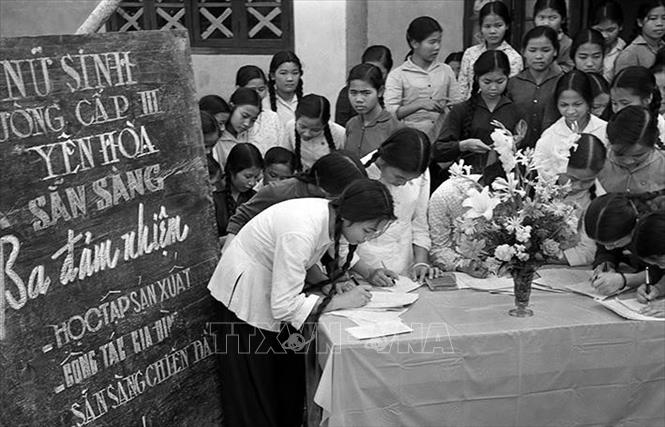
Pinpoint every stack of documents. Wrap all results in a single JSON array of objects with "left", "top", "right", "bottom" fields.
[{"left": 599, "top": 297, "right": 665, "bottom": 321}]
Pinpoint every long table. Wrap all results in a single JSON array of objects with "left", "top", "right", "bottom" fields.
[{"left": 313, "top": 288, "right": 665, "bottom": 427}]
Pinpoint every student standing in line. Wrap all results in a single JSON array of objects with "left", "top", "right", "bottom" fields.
[
  {"left": 533, "top": 0, "right": 574, "bottom": 71},
  {"left": 457, "top": 1, "right": 523, "bottom": 100},
  {"left": 266, "top": 50, "right": 304, "bottom": 126},
  {"left": 235, "top": 65, "right": 284, "bottom": 155},
  {"left": 599, "top": 106, "right": 665, "bottom": 194},
  {"left": 507, "top": 26, "right": 563, "bottom": 148},
  {"left": 571, "top": 29, "right": 606, "bottom": 75},
  {"left": 209, "top": 178, "right": 395, "bottom": 427},
  {"left": 384, "top": 16, "right": 462, "bottom": 138},
  {"left": 345, "top": 63, "right": 401, "bottom": 158},
  {"left": 434, "top": 50, "right": 524, "bottom": 175},
  {"left": 335, "top": 45, "right": 393, "bottom": 127},
  {"left": 212, "top": 143, "right": 263, "bottom": 240},
  {"left": 212, "top": 87, "right": 262, "bottom": 167},
  {"left": 534, "top": 70, "right": 608, "bottom": 181},
  {"left": 614, "top": 0, "right": 665, "bottom": 73},
  {"left": 635, "top": 211, "right": 665, "bottom": 317},
  {"left": 281, "top": 94, "right": 346, "bottom": 172},
  {"left": 590, "top": 0, "right": 626, "bottom": 82}
]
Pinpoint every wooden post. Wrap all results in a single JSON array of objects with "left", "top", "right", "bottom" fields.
[{"left": 75, "top": 0, "right": 123, "bottom": 34}]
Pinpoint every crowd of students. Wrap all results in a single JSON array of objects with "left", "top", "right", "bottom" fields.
[{"left": 200, "top": 1, "right": 665, "bottom": 425}]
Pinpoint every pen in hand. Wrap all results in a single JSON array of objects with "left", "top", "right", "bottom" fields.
[
  {"left": 381, "top": 261, "right": 396, "bottom": 285},
  {"left": 646, "top": 265, "right": 653, "bottom": 295}
]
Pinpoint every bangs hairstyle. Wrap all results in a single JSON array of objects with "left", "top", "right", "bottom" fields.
[
  {"left": 555, "top": 70, "right": 594, "bottom": 107},
  {"left": 365, "top": 127, "right": 431, "bottom": 174},
  {"left": 479, "top": 1, "right": 512, "bottom": 41},
  {"left": 611, "top": 66, "right": 662, "bottom": 117},
  {"left": 268, "top": 50, "right": 304, "bottom": 111},
  {"left": 224, "top": 143, "right": 264, "bottom": 179},
  {"left": 298, "top": 150, "right": 368, "bottom": 196},
  {"left": 607, "top": 105, "right": 659, "bottom": 150},
  {"left": 568, "top": 133, "right": 607, "bottom": 173},
  {"left": 293, "top": 94, "right": 334, "bottom": 172},
  {"left": 229, "top": 87, "right": 262, "bottom": 111},
  {"left": 405, "top": 16, "right": 442, "bottom": 57},
  {"left": 590, "top": 0, "right": 624, "bottom": 27},
  {"left": 634, "top": 211, "right": 665, "bottom": 259},
  {"left": 570, "top": 28, "right": 606, "bottom": 58},
  {"left": 638, "top": 0, "right": 665, "bottom": 21},
  {"left": 264, "top": 146, "right": 295, "bottom": 170},
  {"left": 584, "top": 193, "right": 639, "bottom": 243},
  {"left": 199, "top": 94, "right": 230, "bottom": 115},
  {"left": 235, "top": 65, "right": 267, "bottom": 87},
  {"left": 347, "top": 63, "right": 384, "bottom": 90},
  {"left": 534, "top": 0, "right": 568, "bottom": 32},
  {"left": 522, "top": 25, "right": 560, "bottom": 53},
  {"left": 362, "top": 45, "right": 393, "bottom": 74},
  {"left": 200, "top": 110, "right": 219, "bottom": 135}
]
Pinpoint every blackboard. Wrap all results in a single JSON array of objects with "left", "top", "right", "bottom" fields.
[{"left": 0, "top": 30, "right": 222, "bottom": 426}]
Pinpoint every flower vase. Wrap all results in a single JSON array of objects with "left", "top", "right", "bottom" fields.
[{"left": 509, "top": 264, "right": 537, "bottom": 317}]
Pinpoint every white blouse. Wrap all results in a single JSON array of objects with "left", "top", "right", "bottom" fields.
[
  {"left": 208, "top": 198, "right": 357, "bottom": 332},
  {"left": 262, "top": 94, "right": 298, "bottom": 127},
  {"left": 248, "top": 109, "right": 285, "bottom": 155},
  {"left": 281, "top": 120, "right": 346, "bottom": 170},
  {"left": 356, "top": 151, "right": 431, "bottom": 275},
  {"left": 534, "top": 115, "right": 608, "bottom": 181}
]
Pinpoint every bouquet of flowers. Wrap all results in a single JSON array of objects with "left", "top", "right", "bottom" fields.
[{"left": 449, "top": 123, "right": 580, "bottom": 277}]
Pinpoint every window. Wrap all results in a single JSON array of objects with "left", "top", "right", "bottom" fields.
[{"left": 107, "top": 0, "right": 294, "bottom": 54}]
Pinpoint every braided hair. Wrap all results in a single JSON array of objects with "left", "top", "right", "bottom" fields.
[
  {"left": 364, "top": 127, "right": 431, "bottom": 175},
  {"left": 311, "top": 178, "right": 397, "bottom": 318},
  {"left": 268, "top": 50, "right": 304, "bottom": 112},
  {"left": 462, "top": 50, "right": 510, "bottom": 139},
  {"left": 293, "top": 94, "right": 334, "bottom": 172}
]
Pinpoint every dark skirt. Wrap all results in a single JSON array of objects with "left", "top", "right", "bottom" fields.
[{"left": 216, "top": 304, "right": 306, "bottom": 427}]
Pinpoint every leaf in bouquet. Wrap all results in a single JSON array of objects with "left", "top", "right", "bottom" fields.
[{"left": 456, "top": 235, "right": 486, "bottom": 260}]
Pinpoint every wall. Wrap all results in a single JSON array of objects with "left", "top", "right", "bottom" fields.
[
  {"left": 0, "top": 0, "right": 348, "bottom": 113},
  {"left": 366, "top": 0, "right": 465, "bottom": 66}
]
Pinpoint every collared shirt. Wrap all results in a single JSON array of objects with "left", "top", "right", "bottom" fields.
[
  {"left": 358, "top": 152, "right": 431, "bottom": 275},
  {"left": 212, "top": 128, "right": 249, "bottom": 167},
  {"left": 262, "top": 94, "right": 299, "bottom": 126},
  {"left": 208, "top": 198, "right": 358, "bottom": 332},
  {"left": 248, "top": 109, "right": 284, "bottom": 155},
  {"left": 603, "top": 38, "right": 626, "bottom": 83},
  {"left": 458, "top": 40, "right": 524, "bottom": 100},
  {"left": 507, "top": 65, "right": 563, "bottom": 148},
  {"left": 433, "top": 95, "right": 522, "bottom": 173},
  {"left": 614, "top": 35, "right": 665, "bottom": 74},
  {"left": 533, "top": 115, "right": 608, "bottom": 181},
  {"left": 345, "top": 109, "right": 401, "bottom": 158},
  {"left": 281, "top": 120, "right": 346, "bottom": 170},
  {"left": 598, "top": 149, "right": 665, "bottom": 194},
  {"left": 212, "top": 186, "right": 255, "bottom": 237},
  {"left": 384, "top": 58, "right": 463, "bottom": 135}
]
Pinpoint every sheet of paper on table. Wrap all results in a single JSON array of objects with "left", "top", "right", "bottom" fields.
[
  {"left": 383, "top": 275, "right": 423, "bottom": 293},
  {"left": 365, "top": 291, "right": 419, "bottom": 309},
  {"left": 329, "top": 309, "right": 407, "bottom": 326},
  {"left": 598, "top": 297, "right": 665, "bottom": 321},
  {"left": 453, "top": 272, "right": 513, "bottom": 291},
  {"left": 346, "top": 321, "right": 414, "bottom": 340},
  {"left": 534, "top": 268, "right": 593, "bottom": 290}
]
